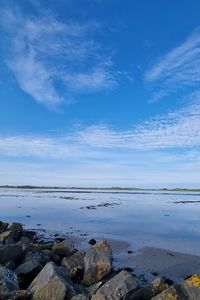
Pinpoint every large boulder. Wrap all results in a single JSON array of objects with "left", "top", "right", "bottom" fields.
[
  {"left": 0, "top": 243, "right": 27, "bottom": 264},
  {"left": 181, "top": 274, "right": 200, "bottom": 299},
  {"left": 29, "top": 261, "right": 75, "bottom": 300},
  {"left": 16, "top": 251, "right": 47, "bottom": 288},
  {"left": 52, "top": 238, "right": 75, "bottom": 257},
  {"left": 0, "top": 266, "right": 19, "bottom": 294},
  {"left": 62, "top": 251, "right": 85, "bottom": 282},
  {"left": 92, "top": 270, "right": 138, "bottom": 300},
  {"left": 83, "top": 241, "right": 112, "bottom": 285}
]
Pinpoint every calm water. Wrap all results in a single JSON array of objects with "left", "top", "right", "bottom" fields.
[{"left": 1, "top": 188, "right": 200, "bottom": 256}]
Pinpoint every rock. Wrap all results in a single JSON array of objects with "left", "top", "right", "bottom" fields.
[
  {"left": 89, "top": 239, "right": 96, "bottom": 246},
  {"left": 181, "top": 274, "right": 200, "bottom": 299},
  {"left": 9, "top": 223, "right": 23, "bottom": 232},
  {"left": 132, "top": 276, "right": 172, "bottom": 300},
  {"left": 151, "top": 285, "right": 181, "bottom": 300},
  {"left": 0, "top": 243, "right": 27, "bottom": 264},
  {"left": 0, "top": 266, "right": 19, "bottom": 293},
  {"left": 83, "top": 241, "right": 112, "bottom": 285},
  {"left": 29, "top": 261, "right": 75, "bottom": 300},
  {"left": 0, "top": 221, "right": 9, "bottom": 233},
  {"left": 71, "top": 294, "right": 89, "bottom": 300},
  {"left": 69, "top": 267, "right": 84, "bottom": 283},
  {"left": 88, "top": 282, "right": 103, "bottom": 297},
  {"left": 62, "top": 251, "right": 85, "bottom": 270},
  {"left": 42, "top": 249, "right": 61, "bottom": 265},
  {"left": 92, "top": 270, "right": 138, "bottom": 300},
  {"left": 0, "top": 289, "right": 32, "bottom": 300},
  {"left": 52, "top": 238, "right": 75, "bottom": 257},
  {"left": 0, "top": 230, "right": 15, "bottom": 244},
  {"left": 15, "top": 251, "right": 45, "bottom": 288}
]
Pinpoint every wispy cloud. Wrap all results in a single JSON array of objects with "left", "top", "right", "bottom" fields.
[
  {"left": 145, "top": 29, "right": 200, "bottom": 101},
  {"left": 0, "top": 92, "right": 200, "bottom": 160},
  {"left": 0, "top": 3, "right": 117, "bottom": 107},
  {"left": 78, "top": 93, "right": 200, "bottom": 150}
]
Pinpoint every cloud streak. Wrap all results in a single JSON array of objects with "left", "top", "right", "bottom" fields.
[
  {"left": 0, "top": 4, "right": 117, "bottom": 107},
  {"left": 145, "top": 29, "right": 200, "bottom": 101}
]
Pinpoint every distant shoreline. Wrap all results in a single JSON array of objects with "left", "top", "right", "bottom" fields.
[{"left": 0, "top": 185, "right": 200, "bottom": 192}]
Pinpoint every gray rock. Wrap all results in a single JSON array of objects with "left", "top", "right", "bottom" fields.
[
  {"left": 0, "top": 266, "right": 19, "bottom": 294},
  {"left": 71, "top": 294, "right": 89, "bottom": 300},
  {"left": 62, "top": 251, "right": 85, "bottom": 273},
  {"left": 62, "top": 251, "right": 85, "bottom": 282},
  {"left": 88, "top": 282, "right": 103, "bottom": 297},
  {"left": 130, "top": 276, "right": 172, "bottom": 300},
  {"left": 42, "top": 249, "right": 61, "bottom": 265},
  {"left": 181, "top": 274, "right": 200, "bottom": 300},
  {"left": 29, "top": 261, "right": 75, "bottom": 300},
  {"left": 52, "top": 238, "right": 75, "bottom": 257},
  {"left": 0, "top": 289, "right": 32, "bottom": 300},
  {"left": 15, "top": 251, "right": 45, "bottom": 282},
  {"left": 0, "top": 221, "right": 9, "bottom": 234},
  {"left": 83, "top": 241, "right": 112, "bottom": 286},
  {"left": 0, "top": 230, "right": 15, "bottom": 244},
  {"left": 0, "top": 243, "right": 27, "bottom": 264},
  {"left": 151, "top": 285, "right": 182, "bottom": 300},
  {"left": 92, "top": 270, "right": 138, "bottom": 300}
]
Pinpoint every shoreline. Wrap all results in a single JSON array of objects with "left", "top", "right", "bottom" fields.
[
  {"left": 33, "top": 226, "right": 200, "bottom": 284},
  {"left": 0, "top": 220, "right": 200, "bottom": 299}
]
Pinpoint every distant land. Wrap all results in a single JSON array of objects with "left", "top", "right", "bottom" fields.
[{"left": 0, "top": 185, "right": 200, "bottom": 192}]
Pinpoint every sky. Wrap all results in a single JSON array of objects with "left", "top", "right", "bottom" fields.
[{"left": 0, "top": 0, "right": 200, "bottom": 188}]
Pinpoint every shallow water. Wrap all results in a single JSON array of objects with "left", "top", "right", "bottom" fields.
[{"left": 1, "top": 188, "right": 200, "bottom": 256}]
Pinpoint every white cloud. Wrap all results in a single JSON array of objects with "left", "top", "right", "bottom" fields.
[
  {"left": 145, "top": 29, "right": 200, "bottom": 101},
  {"left": 0, "top": 4, "right": 117, "bottom": 107},
  {"left": 77, "top": 94, "right": 200, "bottom": 150}
]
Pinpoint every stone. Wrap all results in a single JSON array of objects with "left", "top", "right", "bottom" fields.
[
  {"left": 88, "top": 282, "right": 103, "bottom": 297},
  {"left": 83, "top": 241, "right": 112, "bottom": 285},
  {"left": 131, "top": 276, "right": 172, "bottom": 300},
  {"left": 71, "top": 294, "right": 89, "bottom": 300},
  {"left": 42, "top": 249, "right": 61, "bottom": 265},
  {"left": 69, "top": 267, "right": 84, "bottom": 283},
  {"left": 52, "top": 238, "right": 75, "bottom": 257},
  {"left": 0, "top": 289, "right": 32, "bottom": 300},
  {"left": 0, "top": 243, "right": 27, "bottom": 264},
  {"left": 9, "top": 223, "right": 23, "bottom": 232},
  {"left": 15, "top": 251, "right": 45, "bottom": 288},
  {"left": 89, "top": 239, "right": 96, "bottom": 246},
  {"left": 62, "top": 251, "right": 85, "bottom": 275},
  {"left": 92, "top": 270, "right": 138, "bottom": 300},
  {"left": 0, "top": 230, "right": 14, "bottom": 244},
  {"left": 29, "top": 261, "right": 75, "bottom": 300},
  {"left": 0, "top": 221, "right": 9, "bottom": 234},
  {"left": 151, "top": 286, "right": 181, "bottom": 300},
  {"left": 0, "top": 266, "right": 19, "bottom": 294},
  {"left": 181, "top": 274, "right": 200, "bottom": 299}
]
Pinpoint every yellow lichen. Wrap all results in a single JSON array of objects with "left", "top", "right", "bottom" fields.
[{"left": 186, "top": 274, "right": 200, "bottom": 288}]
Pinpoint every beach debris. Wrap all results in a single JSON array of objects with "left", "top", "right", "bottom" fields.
[
  {"left": 91, "top": 270, "right": 138, "bottom": 300},
  {"left": 83, "top": 240, "right": 112, "bottom": 285}
]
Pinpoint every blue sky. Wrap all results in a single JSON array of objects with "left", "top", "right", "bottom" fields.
[{"left": 0, "top": 0, "right": 200, "bottom": 187}]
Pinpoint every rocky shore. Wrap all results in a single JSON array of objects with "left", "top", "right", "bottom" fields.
[{"left": 0, "top": 220, "right": 200, "bottom": 300}]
